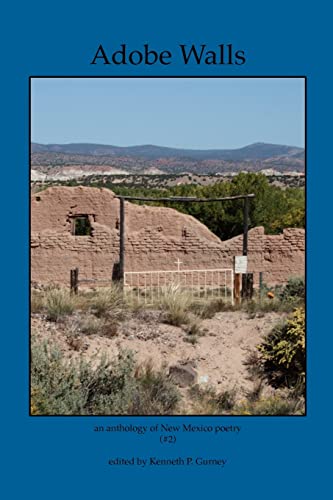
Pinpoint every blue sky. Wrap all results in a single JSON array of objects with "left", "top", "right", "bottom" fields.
[{"left": 31, "top": 78, "right": 305, "bottom": 149}]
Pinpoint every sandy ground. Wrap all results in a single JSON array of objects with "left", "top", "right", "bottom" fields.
[{"left": 31, "top": 309, "right": 285, "bottom": 398}]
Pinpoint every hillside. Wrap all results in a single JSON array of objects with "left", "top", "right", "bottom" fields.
[{"left": 31, "top": 142, "right": 305, "bottom": 177}]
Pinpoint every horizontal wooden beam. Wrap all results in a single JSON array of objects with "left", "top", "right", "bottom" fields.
[{"left": 115, "top": 193, "right": 255, "bottom": 203}]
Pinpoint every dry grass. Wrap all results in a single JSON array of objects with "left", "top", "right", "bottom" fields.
[
  {"left": 234, "top": 394, "right": 304, "bottom": 415},
  {"left": 31, "top": 290, "right": 44, "bottom": 314},
  {"left": 158, "top": 283, "right": 193, "bottom": 326},
  {"left": 88, "top": 285, "right": 125, "bottom": 319},
  {"left": 43, "top": 288, "right": 77, "bottom": 321}
]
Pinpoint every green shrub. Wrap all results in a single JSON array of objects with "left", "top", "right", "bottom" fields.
[
  {"left": 257, "top": 307, "right": 305, "bottom": 392},
  {"left": 279, "top": 276, "right": 305, "bottom": 303},
  {"left": 31, "top": 338, "right": 86, "bottom": 414},
  {"left": 31, "top": 336, "right": 180, "bottom": 415}
]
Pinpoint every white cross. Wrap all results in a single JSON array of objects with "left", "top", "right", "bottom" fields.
[{"left": 175, "top": 258, "right": 183, "bottom": 271}]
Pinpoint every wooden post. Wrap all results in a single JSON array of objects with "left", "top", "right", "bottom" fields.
[
  {"left": 242, "top": 197, "right": 249, "bottom": 299},
  {"left": 259, "top": 271, "right": 263, "bottom": 302},
  {"left": 242, "top": 196, "right": 249, "bottom": 257},
  {"left": 246, "top": 273, "right": 254, "bottom": 299},
  {"left": 234, "top": 273, "right": 241, "bottom": 305},
  {"left": 70, "top": 269, "right": 74, "bottom": 293},
  {"left": 118, "top": 197, "right": 125, "bottom": 281},
  {"left": 241, "top": 273, "right": 254, "bottom": 300},
  {"left": 70, "top": 268, "right": 79, "bottom": 294},
  {"left": 74, "top": 268, "right": 79, "bottom": 294}
]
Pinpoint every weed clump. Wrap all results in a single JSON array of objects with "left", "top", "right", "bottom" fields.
[{"left": 182, "top": 318, "right": 204, "bottom": 344}]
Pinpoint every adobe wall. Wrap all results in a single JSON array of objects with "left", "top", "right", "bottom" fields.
[{"left": 31, "top": 186, "right": 305, "bottom": 286}]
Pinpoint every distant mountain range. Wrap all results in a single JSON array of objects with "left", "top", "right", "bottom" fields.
[
  {"left": 32, "top": 141, "right": 304, "bottom": 161},
  {"left": 31, "top": 142, "right": 305, "bottom": 180}
]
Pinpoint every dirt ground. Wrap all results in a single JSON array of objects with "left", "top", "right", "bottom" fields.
[{"left": 31, "top": 309, "right": 285, "bottom": 399}]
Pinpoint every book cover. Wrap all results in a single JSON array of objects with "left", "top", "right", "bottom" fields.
[{"left": 1, "top": 1, "right": 329, "bottom": 498}]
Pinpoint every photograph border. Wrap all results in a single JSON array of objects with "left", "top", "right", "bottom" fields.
[{"left": 29, "top": 75, "right": 307, "bottom": 417}]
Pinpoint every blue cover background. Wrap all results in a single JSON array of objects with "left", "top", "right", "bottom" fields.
[{"left": 1, "top": 0, "right": 331, "bottom": 497}]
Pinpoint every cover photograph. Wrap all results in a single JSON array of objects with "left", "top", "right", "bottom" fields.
[{"left": 1, "top": 1, "right": 330, "bottom": 498}]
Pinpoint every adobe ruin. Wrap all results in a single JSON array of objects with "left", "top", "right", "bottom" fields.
[{"left": 31, "top": 186, "right": 305, "bottom": 286}]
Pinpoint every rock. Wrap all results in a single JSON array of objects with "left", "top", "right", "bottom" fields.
[{"left": 168, "top": 363, "right": 198, "bottom": 387}]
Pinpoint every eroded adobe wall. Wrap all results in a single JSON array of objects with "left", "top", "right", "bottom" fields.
[
  {"left": 31, "top": 187, "right": 121, "bottom": 284},
  {"left": 31, "top": 186, "right": 305, "bottom": 286}
]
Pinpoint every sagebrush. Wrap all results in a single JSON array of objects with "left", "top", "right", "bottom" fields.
[{"left": 31, "top": 335, "right": 180, "bottom": 415}]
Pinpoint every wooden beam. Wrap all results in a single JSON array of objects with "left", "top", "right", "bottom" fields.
[{"left": 114, "top": 194, "right": 255, "bottom": 203}]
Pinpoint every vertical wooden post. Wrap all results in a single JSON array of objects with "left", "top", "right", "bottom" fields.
[
  {"left": 259, "top": 271, "right": 263, "bottom": 302},
  {"left": 241, "top": 273, "right": 253, "bottom": 300},
  {"left": 74, "top": 268, "right": 79, "bottom": 294},
  {"left": 242, "top": 196, "right": 249, "bottom": 257},
  {"left": 70, "top": 268, "right": 79, "bottom": 294},
  {"left": 234, "top": 273, "right": 241, "bottom": 305},
  {"left": 119, "top": 197, "right": 125, "bottom": 281},
  {"left": 242, "top": 196, "right": 249, "bottom": 299},
  {"left": 247, "top": 273, "right": 254, "bottom": 299}
]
